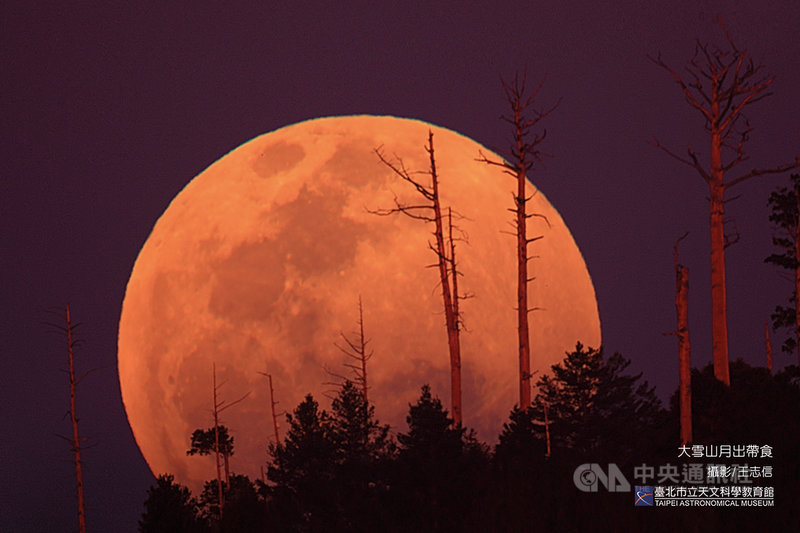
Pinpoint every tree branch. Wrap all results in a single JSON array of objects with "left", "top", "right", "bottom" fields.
[
  {"left": 648, "top": 137, "right": 711, "bottom": 182},
  {"left": 726, "top": 157, "right": 800, "bottom": 189}
]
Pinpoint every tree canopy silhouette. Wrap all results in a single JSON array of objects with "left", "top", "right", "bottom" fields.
[
  {"left": 530, "top": 343, "right": 665, "bottom": 462},
  {"left": 139, "top": 474, "right": 206, "bottom": 533},
  {"left": 392, "top": 384, "right": 488, "bottom": 532},
  {"left": 766, "top": 173, "right": 800, "bottom": 365}
]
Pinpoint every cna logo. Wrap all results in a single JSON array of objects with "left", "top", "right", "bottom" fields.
[
  {"left": 573, "top": 463, "right": 631, "bottom": 492},
  {"left": 635, "top": 486, "right": 654, "bottom": 506}
]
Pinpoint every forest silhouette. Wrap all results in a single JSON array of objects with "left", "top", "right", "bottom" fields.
[
  {"left": 81, "top": 23, "right": 800, "bottom": 531},
  {"left": 139, "top": 345, "right": 800, "bottom": 532}
]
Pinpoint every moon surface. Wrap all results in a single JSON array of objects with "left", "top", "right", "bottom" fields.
[{"left": 118, "top": 115, "right": 601, "bottom": 489}]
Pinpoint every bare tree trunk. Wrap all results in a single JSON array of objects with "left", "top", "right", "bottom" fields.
[
  {"left": 65, "top": 305, "right": 87, "bottom": 533},
  {"left": 509, "top": 84, "right": 534, "bottom": 410},
  {"left": 516, "top": 159, "right": 532, "bottom": 409},
  {"left": 223, "top": 452, "right": 230, "bottom": 486},
  {"left": 765, "top": 320, "right": 773, "bottom": 374},
  {"left": 478, "top": 73, "right": 557, "bottom": 410},
  {"left": 330, "top": 297, "right": 373, "bottom": 406},
  {"left": 372, "top": 132, "right": 462, "bottom": 425},
  {"left": 674, "top": 245, "right": 692, "bottom": 445},
  {"left": 543, "top": 401, "right": 551, "bottom": 458},
  {"left": 677, "top": 268, "right": 692, "bottom": 445},
  {"left": 356, "top": 297, "right": 369, "bottom": 405},
  {"left": 709, "top": 176, "right": 730, "bottom": 385},
  {"left": 709, "top": 117, "right": 729, "bottom": 385},
  {"left": 268, "top": 373, "right": 281, "bottom": 445},
  {"left": 445, "top": 207, "right": 463, "bottom": 425},
  {"left": 195, "top": 365, "right": 248, "bottom": 521},
  {"left": 427, "top": 133, "right": 462, "bottom": 426},
  {"left": 650, "top": 22, "right": 800, "bottom": 385},
  {"left": 212, "top": 364, "right": 225, "bottom": 518},
  {"left": 671, "top": 235, "right": 692, "bottom": 445}
]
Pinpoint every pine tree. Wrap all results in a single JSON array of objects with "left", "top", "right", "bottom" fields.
[
  {"left": 197, "top": 474, "right": 264, "bottom": 531},
  {"left": 765, "top": 173, "right": 800, "bottom": 365},
  {"left": 330, "top": 380, "right": 392, "bottom": 468},
  {"left": 393, "top": 385, "right": 487, "bottom": 532},
  {"left": 186, "top": 426, "right": 234, "bottom": 463},
  {"left": 495, "top": 406, "right": 543, "bottom": 467},
  {"left": 329, "top": 380, "right": 393, "bottom": 530},
  {"left": 530, "top": 343, "right": 663, "bottom": 461},
  {"left": 139, "top": 474, "right": 207, "bottom": 533},
  {"left": 267, "top": 394, "right": 337, "bottom": 529}
]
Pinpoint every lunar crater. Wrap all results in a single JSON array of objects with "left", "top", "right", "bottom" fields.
[{"left": 253, "top": 140, "right": 305, "bottom": 177}]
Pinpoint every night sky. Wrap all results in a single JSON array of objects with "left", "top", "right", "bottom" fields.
[{"left": 3, "top": 2, "right": 799, "bottom": 531}]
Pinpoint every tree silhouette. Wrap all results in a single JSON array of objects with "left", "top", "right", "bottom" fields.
[
  {"left": 478, "top": 72, "right": 558, "bottom": 410},
  {"left": 257, "top": 368, "right": 282, "bottom": 447},
  {"left": 330, "top": 380, "right": 392, "bottom": 466},
  {"left": 372, "top": 132, "right": 465, "bottom": 425},
  {"left": 673, "top": 360, "right": 800, "bottom": 530},
  {"left": 327, "top": 297, "right": 374, "bottom": 405},
  {"left": 197, "top": 474, "right": 265, "bottom": 531},
  {"left": 650, "top": 20, "right": 800, "bottom": 385},
  {"left": 266, "top": 382, "right": 394, "bottom": 530},
  {"left": 392, "top": 385, "right": 488, "bottom": 532},
  {"left": 485, "top": 406, "right": 562, "bottom": 532},
  {"left": 329, "top": 380, "right": 394, "bottom": 531},
  {"left": 765, "top": 319, "right": 774, "bottom": 372},
  {"left": 47, "top": 304, "right": 91, "bottom": 533},
  {"left": 669, "top": 232, "right": 692, "bottom": 445},
  {"left": 267, "top": 394, "right": 338, "bottom": 530},
  {"left": 765, "top": 173, "right": 800, "bottom": 365},
  {"left": 494, "top": 405, "right": 542, "bottom": 468},
  {"left": 187, "top": 426, "right": 234, "bottom": 465},
  {"left": 198, "top": 363, "right": 248, "bottom": 516},
  {"left": 139, "top": 474, "right": 207, "bottom": 533},
  {"left": 530, "top": 343, "right": 664, "bottom": 461}
]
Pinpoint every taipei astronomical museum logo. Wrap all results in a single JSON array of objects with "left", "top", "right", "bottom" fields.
[{"left": 635, "top": 486, "right": 654, "bottom": 506}]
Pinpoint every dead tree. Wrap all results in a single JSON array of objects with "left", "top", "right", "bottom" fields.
[
  {"left": 673, "top": 233, "right": 692, "bottom": 445},
  {"left": 543, "top": 401, "right": 552, "bottom": 458},
  {"left": 258, "top": 365, "right": 282, "bottom": 445},
  {"left": 210, "top": 363, "right": 249, "bottom": 517},
  {"left": 765, "top": 320, "right": 773, "bottom": 374},
  {"left": 51, "top": 305, "right": 87, "bottom": 533},
  {"left": 333, "top": 296, "right": 373, "bottom": 405},
  {"left": 478, "top": 72, "right": 558, "bottom": 409},
  {"left": 447, "top": 208, "right": 463, "bottom": 338},
  {"left": 372, "top": 131, "right": 464, "bottom": 425},
  {"left": 650, "top": 20, "right": 800, "bottom": 385}
]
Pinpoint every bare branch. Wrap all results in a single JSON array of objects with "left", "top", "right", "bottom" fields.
[
  {"left": 726, "top": 157, "right": 800, "bottom": 189},
  {"left": 648, "top": 137, "right": 711, "bottom": 182},
  {"left": 648, "top": 52, "right": 713, "bottom": 122},
  {"left": 724, "top": 217, "right": 740, "bottom": 249},
  {"left": 529, "top": 212, "right": 551, "bottom": 228},
  {"left": 374, "top": 147, "right": 435, "bottom": 201},
  {"left": 476, "top": 149, "right": 514, "bottom": 171},
  {"left": 216, "top": 391, "right": 250, "bottom": 413},
  {"left": 673, "top": 231, "right": 690, "bottom": 271}
]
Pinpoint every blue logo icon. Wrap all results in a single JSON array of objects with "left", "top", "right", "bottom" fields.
[{"left": 635, "top": 486, "right": 653, "bottom": 506}]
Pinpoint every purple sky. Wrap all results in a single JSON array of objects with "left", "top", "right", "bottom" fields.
[{"left": 3, "top": 2, "right": 799, "bottom": 530}]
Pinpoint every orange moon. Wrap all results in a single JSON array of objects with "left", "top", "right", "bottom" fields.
[{"left": 118, "top": 115, "right": 600, "bottom": 489}]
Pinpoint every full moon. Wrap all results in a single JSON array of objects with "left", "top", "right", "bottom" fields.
[{"left": 118, "top": 115, "right": 600, "bottom": 489}]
